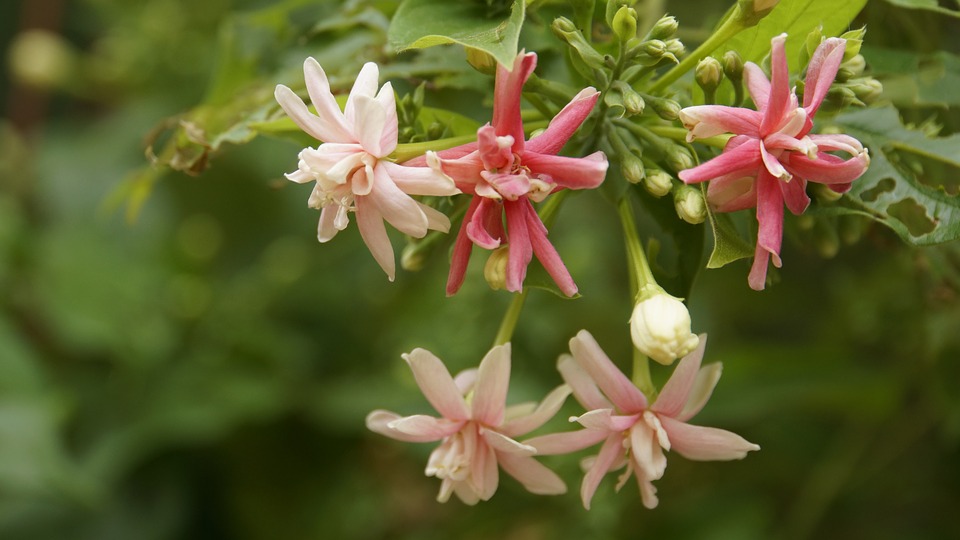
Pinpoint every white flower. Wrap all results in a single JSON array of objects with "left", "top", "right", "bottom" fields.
[
  {"left": 275, "top": 59, "right": 459, "bottom": 280},
  {"left": 629, "top": 292, "right": 700, "bottom": 365}
]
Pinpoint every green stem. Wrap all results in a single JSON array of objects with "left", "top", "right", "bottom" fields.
[
  {"left": 648, "top": 8, "right": 746, "bottom": 94},
  {"left": 646, "top": 125, "right": 732, "bottom": 149},
  {"left": 619, "top": 196, "right": 658, "bottom": 398},
  {"left": 632, "top": 348, "right": 656, "bottom": 400},
  {"left": 392, "top": 135, "right": 477, "bottom": 162}
]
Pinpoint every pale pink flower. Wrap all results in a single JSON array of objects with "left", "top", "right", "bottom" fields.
[
  {"left": 275, "top": 59, "right": 459, "bottom": 280},
  {"left": 678, "top": 34, "right": 869, "bottom": 290},
  {"left": 427, "top": 52, "right": 608, "bottom": 297},
  {"left": 526, "top": 330, "right": 759, "bottom": 510},
  {"left": 366, "top": 343, "right": 571, "bottom": 504}
]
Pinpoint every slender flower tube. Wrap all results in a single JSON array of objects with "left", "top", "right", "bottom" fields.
[
  {"left": 423, "top": 52, "right": 608, "bottom": 297},
  {"left": 275, "top": 59, "right": 459, "bottom": 281},
  {"left": 678, "top": 34, "right": 869, "bottom": 290},
  {"left": 525, "top": 331, "right": 759, "bottom": 510},
  {"left": 366, "top": 343, "right": 571, "bottom": 504}
]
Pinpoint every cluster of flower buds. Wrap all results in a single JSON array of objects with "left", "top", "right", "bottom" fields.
[{"left": 801, "top": 27, "right": 883, "bottom": 108}]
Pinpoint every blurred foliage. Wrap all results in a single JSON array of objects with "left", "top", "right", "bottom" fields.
[{"left": 1, "top": 0, "right": 959, "bottom": 539}]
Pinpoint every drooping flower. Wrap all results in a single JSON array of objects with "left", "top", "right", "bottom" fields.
[
  {"left": 525, "top": 330, "right": 759, "bottom": 510},
  {"left": 431, "top": 52, "right": 608, "bottom": 297},
  {"left": 275, "top": 59, "right": 459, "bottom": 280},
  {"left": 366, "top": 343, "right": 570, "bottom": 504},
  {"left": 678, "top": 34, "right": 869, "bottom": 290}
]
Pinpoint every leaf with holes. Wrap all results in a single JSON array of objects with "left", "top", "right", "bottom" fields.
[{"left": 830, "top": 105, "right": 960, "bottom": 245}]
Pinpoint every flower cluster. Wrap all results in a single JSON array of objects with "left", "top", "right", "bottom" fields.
[
  {"left": 367, "top": 331, "right": 758, "bottom": 508},
  {"left": 678, "top": 34, "right": 870, "bottom": 290}
]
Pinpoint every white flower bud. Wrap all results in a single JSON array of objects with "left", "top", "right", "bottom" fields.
[{"left": 630, "top": 293, "right": 700, "bottom": 365}]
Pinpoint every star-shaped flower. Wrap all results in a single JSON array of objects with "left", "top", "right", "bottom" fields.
[
  {"left": 526, "top": 330, "right": 759, "bottom": 509},
  {"left": 678, "top": 34, "right": 870, "bottom": 290},
  {"left": 275, "top": 59, "right": 459, "bottom": 280},
  {"left": 366, "top": 343, "right": 571, "bottom": 504}
]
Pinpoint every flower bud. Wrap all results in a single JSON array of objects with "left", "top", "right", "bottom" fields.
[
  {"left": 836, "top": 54, "right": 865, "bottom": 81},
  {"left": 695, "top": 57, "right": 724, "bottom": 99},
  {"left": 401, "top": 242, "right": 427, "bottom": 271},
  {"left": 648, "top": 95, "right": 681, "bottom": 121},
  {"left": 630, "top": 292, "right": 700, "bottom": 365},
  {"left": 666, "top": 145, "right": 695, "bottom": 173},
  {"left": 643, "top": 168, "right": 673, "bottom": 197},
  {"left": 810, "top": 182, "right": 843, "bottom": 203},
  {"left": 840, "top": 27, "right": 866, "bottom": 61},
  {"left": 647, "top": 15, "right": 678, "bottom": 40},
  {"left": 484, "top": 246, "right": 510, "bottom": 291},
  {"left": 465, "top": 47, "right": 497, "bottom": 75},
  {"left": 846, "top": 77, "right": 883, "bottom": 105},
  {"left": 612, "top": 6, "right": 638, "bottom": 42},
  {"left": 800, "top": 26, "right": 824, "bottom": 69},
  {"left": 621, "top": 151, "right": 646, "bottom": 184},
  {"left": 736, "top": 0, "right": 780, "bottom": 26},
  {"left": 664, "top": 39, "right": 685, "bottom": 59},
  {"left": 722, "top": 50, "right": 744, "bottom": 83},
  {"left": 673, "top": 184, "right": 706, "bottom": 224},
  {"left": 552, "top": 17, "right": 608, "bottom": 70}
]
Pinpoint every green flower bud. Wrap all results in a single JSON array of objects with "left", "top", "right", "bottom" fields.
[
  {"left": 811, "top": 182, "right": 843, "bottom": 204},
  {"left": 846, "top": 77, "right": 883, "bottom": 105},
  {"left": 666, "top": 145, "right": 695, "bottom": 173},
  {"left": 612, "top": 6, "right": 638, "bottom": 42},
  {"left": 837, "top": 54, "right": 866, "bottom": 81},
  {"left": 605, "top": 0, "right": 630, "bottom": 28},
  {"left": 736, "top": 0, "right": 780, "bottom": 26},
  {"left": 840, "top": 27, "right": 866, "bottom": 61},
  {"left": 621, "top": 150, "right": 646, "bottom": 184},
  {"left": 552, "top": 16, "right": 608, "bottom": 70},
  {"left": 643, "top": 168, "right": 673, "bottom": 197},
  {"left": 647, "top": 15, "right": 678, "bottom": 40},
  {"left": 673, "top": 185, "right": 706, "bottom": 224},
  {"left": 696, "top": 57, "right": 724, "bottom": 95},
  {"left": 722, "top": 50, "right": 744, "bottom": 82},
  {"left": 800, "top": 26, "right": 824, "bottom": 69},
  {"left": 484, "top": 246, "right": 510, "bottom": 291},
  {"left": 401, "top": 242, "right": 427, "bottom": 271},
  {"left": 664, "top": 39, "right": 685, "bottom": 59},
  {"left": 610, "top": 81, "right": 644, "bottom": 116},
  {"left": 648, "top": 95, "right": 681, "bottom": 121}
]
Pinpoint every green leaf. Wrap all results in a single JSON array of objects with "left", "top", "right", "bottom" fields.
[
  {"left": 723, "top": 0, "right": 869, "bottom": 64},
  {"left": 833, "top": 104, "right": 960, "bottom": 245},
  {"left": 388, "top": 0, "right": 525, "bottom": 67},
  {"left": 881, "top": 0, "right": 960, "bottom": 18},
  {"left": 704, "top": 191, "right": 755, "bottom": 269}
]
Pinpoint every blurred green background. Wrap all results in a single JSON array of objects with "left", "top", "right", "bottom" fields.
[{"left": 1, "top": 0, "right": 959, "bottom": 539}]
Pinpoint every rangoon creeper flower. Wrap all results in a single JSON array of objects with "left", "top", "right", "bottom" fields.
[
  {"left": 275, "top": 59, "right": 459, "bottom": 280},
  {"left": 678, "top": 34, "right": 869, "bottom": 290},
  {"left": 630, "top": 292, "right": 700, "bottom": 365},
  {"left": 428, "top": 52, "right": 608, "bottom": 297},
  {"left": 366, "top": 343, "right": 571, "bottom": 504},
  {"left": 526, "top": 331, "right": 759, "bottom": 510}
]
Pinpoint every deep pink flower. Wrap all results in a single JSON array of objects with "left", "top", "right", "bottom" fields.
[
  {"left": 525, "top": 330, "right": 759, "bottom": 510},
  {"left": 432, "top": 52, "right": 608, "bottom": 296},
  {"left": 366, "top": 343, "right": 571, "bottom": 504},
  {"left": 678, "top": 34, "right": 870, "bottom": 290}
]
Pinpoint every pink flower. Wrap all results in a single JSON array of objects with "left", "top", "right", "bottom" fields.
[
  {"left": 366, "top": 343, "right": 571, "bottom": 504},
  {"left": 275, "top": 59, "right": 459, "bottom": 281},
  {"left": 678, "top": 34, "right": 869, "bottom": 290},
  {"left": 434, "top": 52, "right": 608, "bottom": 296},
  {"left": 525, "top": 330, "right": 759, "bottom": 510}
]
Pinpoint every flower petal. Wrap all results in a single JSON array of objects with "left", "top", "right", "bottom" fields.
[
  {"left": 472, "top": 343, "right": 511, "bottom": 426},
  {"left": 470, "top": 437, "right": 499, "bottom": 501},
  {"left": 477, "top": 124, "right": 514, "bottom": 171},
  {"left": 557, "top": 353, "right": 613, "bottom": 411},
  {"left": 659, "top": 416, "right": 760, "bottom": 461},
  {"left": 580, "top": 434, "right": 625, "bottom": 510},
  {"left": 679, "top": 105, "right": 762, "bottom": 140},
  {"left": 317, "top": 204, "right": 347, "bottom": 243},
  {"left": 743, "top": 62, "right": 771, "bottom": 111},
  {"left": 380, "top": 156, "right": 459, "bottom": 197},
  {"left": 454, "top": 368, "right": 478, "bottom": 395},
  {"left": 524, "top": 429, "right": 609, "bottom": 456},
  {"left": 498, "top": 453, "right": 568, "bottom": 495},
  {"left": 803, "top": 37, "right": 846, "bottom": 117},
  {"left": 629, "top": 420, "right": 667, "bottom": 480},
  {"left": 493, "top": 52, "right": 537, "bottom": 153},
  {"left": 760, "top": 34, "right": 791, "bottom": 136},
  {"left": 368, "top": 164, "right": 429, "bottom": 238},
  {"left": 652, "top": 334, "right": 708, "bottom": 418},
  {"left": 706, "top": 173, "right": 758, "bottom": 213},
  {"left": 526, "top": 87, "right": 600, "bottom": 155},
  {"left": 375, "top": 81, "right": 399, "bottom": 156},
  {"left": 780, "top": 175, "right": 810, "bottom": 215},
  {"left": 402, "top": 347, "right": 471, "bottom": 420},
  {"left": 524, "top": 202, "right": 578, "bottom": 297},
  {"left": 302, "top": 57, "right": 354, "bottom": 142},
  {"left": 352, "top": 95, "right": 387, "bottom": 157},
  {"left": 354, "top": 196, "right": 395, "bottom": 280},
  {"left": 417, "top": 201, "right": 451, "bottom": 233},
  {"left": 344, "top": 62, "right": 379, "bottom": 128},
  {"left": 572, "top": 408, "right": 640, "bottom": 432},
  {"left": 678, "top": 137, "right": 762, "bottom": 184},
  {"left": 481, "top": 428, "right": 536, "bottom": 456},
  {"left": 500, "top": 384, "right": 572, "bottom": 438},
  {"left": 748, "top": 241, "right": 772, "bottom": 291},
  {"left": 760, "top": 141, "right": 791, "bottom": 181},
  {"left": 569, "top": 330, "right": 648, "bottom": 414},
  {"left": 275, "top": 85, "right": 345, "bottom": 144},
  {"left": 503, "top": 200, "right": 533, "bottom": 293},
  {"left": 677, "top": 362, "right": 723, "bottom": 422},
  {"left": 522, "top": 151, "right": 608, "bottom": 191},
  {"left": 783, "top": 150, "right": 870, "bottom": 185},
  {"left": 387, "top": 414, "right": 468, "bottom": 441},
  {"left": 446, "top": 197, "right": 481, "bottom": 296},
  {"left": 755, "top": 170, "right": 784, "bottom": 266}
]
